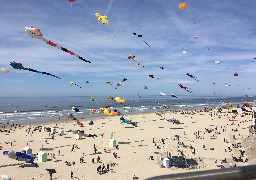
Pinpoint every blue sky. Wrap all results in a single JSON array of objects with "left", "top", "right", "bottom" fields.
[{"left": 0, "top": 0, "right": 256, "bottom": 97}]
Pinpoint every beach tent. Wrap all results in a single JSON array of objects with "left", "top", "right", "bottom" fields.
[
  {"left": 38, "top": 151, "right": 47, "bottom": 162},
  {"left": 109, "top": 139, "right": 117, "bottom": 147},
  {"left": 23, "top": 147, "right": 32, "bottom": 155}
]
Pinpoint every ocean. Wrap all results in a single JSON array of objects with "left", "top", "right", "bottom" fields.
[{"left": 0, "top": 95, "right": 253, "bottom": 124}]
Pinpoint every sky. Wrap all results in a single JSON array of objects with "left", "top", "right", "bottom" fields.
[{"left": 0, "top": 0, "right": 256, "bottom": 97}]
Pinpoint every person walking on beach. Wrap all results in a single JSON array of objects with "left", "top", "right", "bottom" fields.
[
  {"left": 58, "top": 149, "right": 60, "bottom": 156},
  {"left": 92, "top": 158, "right": 95, "bottom": 164},
  {"left": 97, "top": 156, "right": 100, "bottom": 163},
  {"left": 71, "top": 171, "right": 74, "bottom": 179}
]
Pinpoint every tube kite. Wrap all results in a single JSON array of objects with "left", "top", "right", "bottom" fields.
[
  {"left": 128, "top": 55, "right": 144, "bottom": 67},
  {"left": 70, "top": 82, "right": 81, "bottom": 88},
  {"left": 25, "top": 27, "right": 91, "bottom": 63},
  {"left": 133, "top": 33, "right": 151, "bottom": 48},
  {"left": 10, "top": 61, "right": 61, "bottom": 79},
  {"left": 178, "top": 84, "right": 192, "bottom": 93},
  {"left": 186, "top": 73, "right": 199, "bottom": 82},
  {"left": 0, "top": 68, "right": 10, "bottom": 73}
]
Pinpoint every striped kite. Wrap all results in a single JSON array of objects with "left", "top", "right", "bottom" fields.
[
  {"left": 10, "top": 61, "right": 61, "bottom": 79},
  {"left": 25, "top": 27, "right": 91, "bottom": 63}
]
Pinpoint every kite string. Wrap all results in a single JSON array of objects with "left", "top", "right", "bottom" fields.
[{"left": 105, "top": 0, "right": 114, "bottom": 15}]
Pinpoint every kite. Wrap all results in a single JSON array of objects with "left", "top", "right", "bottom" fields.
[
  {"left": 117, "top": 83, "right": 123, "bottom": 87},
  {"left": 69, "top": 0, "right": 75, "bottom": 2},
  {"left": 0, "top": 68, "right": 10, "bottom": 73},
  {"left": 208, "top": 48, "right": 211, "bottom": 51},
  {"left": 90, "top": 97, "right": 99, "bottom": 103},
  {"left": 194, "top": 36, "right": 199, "bottom": 40},
  {"left": 149, "top": 75, "right": 154, "bottom": 78},
  {"left": 234, "top": 73, "right": 238, "bottom": 76},
  {"left": 154, "top": 101, "right": 160, "bottom": 105},
  {"left": 10, "top": 61, "right": 61, "bottom": 79},
  {"left": 72, "top": 106, "right": 79, "bottom": 112},
  {"left": 179, "top": 3, "right": 188, "bottom": 9},
  {"left": 86, "top": 81, "right": 89, "bottom": 83},
  {"left": 160, "top": 66, "right": 165, "bottom": 70},
  {"left": 25, "top": 27, "right": 91, "bottom": 63},
  {"left": 95, "top": 13, "right": 109, "bottom": 24},
  {"left": 183, "top": 51, "right": 187, "bottom": 54},
  {"left": 162, "top": 104, "right": 169, "bottom": 109},
  {"left": 144, "top": 86, "right": 148, "bottom": 89},
  {"left": 186, "top": 73, "right": 199, "bottom": 82},
  {"left": 171, "top": 94, "right": 178, "bottom": 98},
  {"left": 107, "top": 96, "right": 114, "bottom": 100},
  {"left": 178, "top": 84, "right": 192, "bottom": 93},
  {"left": 70, "top": 82, "right": 81, "bottom": 88},
  {"left": 115, "top": 97, "right": 126, "bottom": 103},
  {"left": 106, "top": 80, "right": 112, "bottom": 85},
  {"left": 122, "top": 78, "right": 127, "bottom": 82},
  {"left": 133, "top": 32, "right": 151, "bottom": 48},
  {"left": 160, "top": 92, "right": 166, "bottom": 96},
  {"left": 215, "top": 61, "right": 220, "bottom": 64},
  {"left": 128, "top": 55, "right": 144, "bottom": 67}
]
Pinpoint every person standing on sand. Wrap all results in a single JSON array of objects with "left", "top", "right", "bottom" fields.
[
  {"left": 71, "top": 171, "right": 74, "bottom": 179},
  {"left": 92, "top": 158, "right": 95, "bottom": 164}
]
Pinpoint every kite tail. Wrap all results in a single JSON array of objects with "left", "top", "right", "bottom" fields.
[
  {"left": 142, "top": 40, "right": 151, "bottom": 48},
  {"left": 23, "top": 67, "right": 61, "bottom": 79},
  {"left": 42, "top": 38, "right": 91, "bottom": 63}
]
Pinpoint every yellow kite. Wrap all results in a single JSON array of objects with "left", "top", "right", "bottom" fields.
[{"left": 95, "top": 13, "right": 109, "bottom": 24}]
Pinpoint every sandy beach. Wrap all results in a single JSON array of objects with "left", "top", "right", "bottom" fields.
[{"left": 0, "top": 107, "right": 255, "bottom": 180}]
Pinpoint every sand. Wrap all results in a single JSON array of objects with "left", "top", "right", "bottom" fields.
[{"left": 0, "top": 108, "right": 255, "bottom": 180}]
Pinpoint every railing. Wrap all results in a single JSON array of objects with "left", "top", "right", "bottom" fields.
[{"left": 146, "top": 165, "right": 256, "bottom": 180}]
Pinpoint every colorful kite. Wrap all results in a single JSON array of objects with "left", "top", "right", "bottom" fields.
[
  {"left": 128, "top": 55, "right": 144, "bottom": 67},
  {"left": 133, "top": 33, "right": 151, "bottom": 48},
  {"left": 106, "top": 80, "right": 112, "bottom": 85},
  {"left": 10, "top": 61, "right": 61, "bottom": 79},
  {"left": 72, "top": 106, "right": 80, "bottom": 112},
  {"left": 115, "top": 97, "right": 126, "bottom": 103},
  {"left": 117, "top": 83, "right": 123, "bottom": 87},
  {"left": 179, "top": 3, "right": 188, "bottom": 9},
  {"left": 25, "top": 27, "right": 91, "bottom": 63},
  {"left": 186, "top": 73, "right": 199, "bottom": 82},
  {"left": 90, "top": 97, "right": 98, "bottom": 103},
  {"left": 0, "top": 68, "right": 10, "bottom": 73},
  {"left": 70, "top": 82, "right": 81, "bottom": 88},
  {"left": 95, "top": 13, "right": 109, "bottom": 24},
  {"left": 194, "top": 36, "right": 199, "bottom": 40},
  {"left": 178, "top": 84, "right": 192, "bottom": 93}
]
